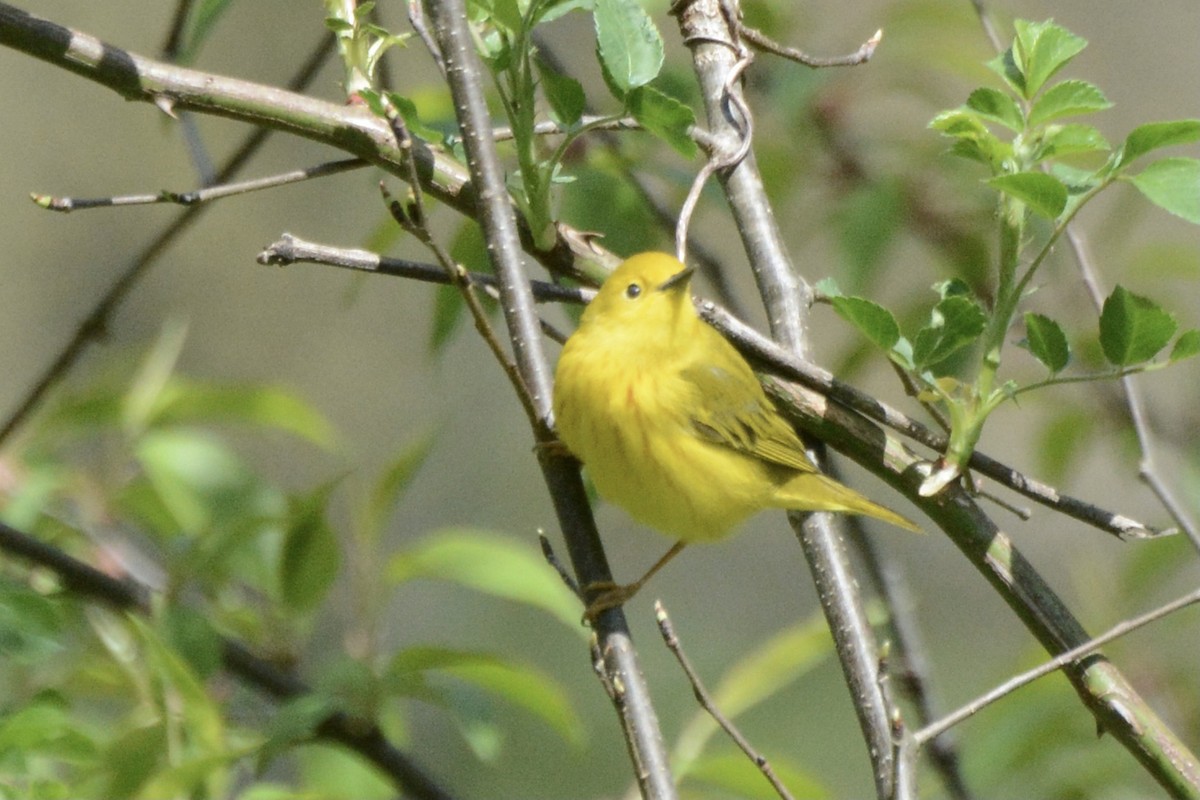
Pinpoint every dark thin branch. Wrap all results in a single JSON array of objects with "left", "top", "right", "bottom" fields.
[
  {"left": 0, "top": 18, "right": 337, "bottom": 447},
  {"left": 426, "top": 3, "right": 678, "bottom": 799},
  {"left": 656, "top": 602, "right": 795, "bottom": 800},
  {"left": 160, "top": 0, "right": 196, "bottom": 62},
  {"left": 0, "top": 520, "right": 455, "bottom": 800},
  {"left": 671, "top": 2, "right": 904, "bottom": 795},
  {"left": 31, "top": 158, "right": 366, "bottom": 212},
  {"left": 855, "top": 533, "right": 974, "bottom": 800}
]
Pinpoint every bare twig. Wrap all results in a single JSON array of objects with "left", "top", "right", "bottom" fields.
[
  {"left": 407, "top": 0, "right": 445, "bottom": 75},
  {"left": 915, "top": 587, "right": 1200, "bottom": 745},
  {"left": 855, "top": 533, "right": 975, "bottom": 800},
  {"left": 738, "top": 22, "right": 881, "bottom": 68},
  {"left": 0, "top": 22, "right": 337, "bottom": 447},
  {"left": 671, "top": 1, "right": 905, "bottom": 796},
  {"left": 656, "top": 602, "right": 796, "bottom": 800},
  {"left": 426, "top": 2, "right": 677, "bottom": 798},
  {"left": 32, "top": 158, "right": 366, "bottom": 212},
  {"left": 1066, "top": 230, "right": 1200, "bottom": 551},
  {"left": 0, "top": 520, "right": 455, "bottom": 800}
]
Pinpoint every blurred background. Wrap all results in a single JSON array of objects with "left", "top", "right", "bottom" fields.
[{"left": 1, "top": 1, "right": 1198, "bottom": 797}]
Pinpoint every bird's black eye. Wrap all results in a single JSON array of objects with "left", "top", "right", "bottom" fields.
[{"left": 625, "top": 283, "right": 642, "bottom": 299}]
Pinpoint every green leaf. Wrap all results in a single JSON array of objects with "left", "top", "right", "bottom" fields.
[
  {"left": 1020, "top": 313, "right": 1070, "bottom": 372},
  {"left": 830, "top": 296, "right": 901, "bottom": 350},
  {"left": 136, "top": 430, "right": 261, "bottom": 534},
  {"left": 538, "top": 0, "right": 595, "bottom": 25},
  {"left": 281, "top": 485, "right": 341, "bottom": 612},
  {"left": 627, "top": 85, "right": 697, "bottom": 157},
  {"left": 1012, "top": 19, "right": 1088, "bottom": 99},
  {"left": 1170, "top": 329, "right": 1200, "bottom": 362},
  {"left": 430, "top": 284, "right": 466, "bottom": 355},
  {"left": 1116, "top": 120, "right": 1200, "bottom": 169},
  {"left": 161, "top": 606, "right": 222, "bottom": 680},
  {"left": 1099, "top": 285, "right": 1177, "bottom": 366},
  {"left": 1033, "top": 123, "right": 1110, "bottom": 161},
  {"left": 155, "top": 382, "right": 337, "bottom": 449},
  {"left": 593, "top": 0, "right": 663, "bottom": 93},
  {"left": 965, "top": 87, "right": 1024, "bottom": 132},
  {"left": 260, "top": 696, "right": 336, "bottom": 771},
  {"left": 988, "top": 171, "right": 1068, "bottom": 218},
  {"left": 102, "top": 724, "right": 166, "bottom": 799},
  {"left": 1028, "top": 80, "right": 1111, "bottom": 126},
  {"left": 912, "top": 296, "right": 988, "bottom": 370},
  {"left": 536, "top": 60, "right": 586, "bottom": 127},
  {"left": 387, "top": 92, "right": 446, "bottom": 144},
  {"left": 930, "top": 109, "right": 1011, "bottom": 168},
  {"left": 388, "top": 529, "right": 584, "bottom": 632},
  {"left": 686, "top": 751, "right": 832, "bottom": 800},
  {"left": 1126, "top": 158, "right": 1200, "bottom": 224},
  {"left": 387, "top": 647, "right": 584, "bottom": 744},
  {"left": 177, "top": 0, "right": 236, "bottom": 63},
  {"left": 364, "top": 434, "right": 435, "bottom": 542}
]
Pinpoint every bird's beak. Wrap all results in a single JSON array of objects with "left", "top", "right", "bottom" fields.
[{"left": 656, "top": 265, "right": 695, "bottom": 293}]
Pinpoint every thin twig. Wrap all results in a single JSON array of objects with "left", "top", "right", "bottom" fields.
[
  {"left": 426, "top": 2, "right": 677, "bottom": 798},
  {"left": 655, "top": 601, "right": 796, "bottom": 800},
  {"left": 0, "top": 520, "right": 455, "bottom": 800},
  {"left": 0, "top": 25, "right": 337, "bottom": 447},
  {"left": 407, "top": 0, "right": 445, "bottom": 75},
  {"left": 1065, "top": 229, "right": 1200, "bottom": 551},
  {"left": 672, "top": 1, "right": 904, "bottom": 795},
  {"left": 738, "top": 23, "right": 881, "bottom": 68},
  {"left": 915, "top": 587, "right": 1200, "bottom": 745},
  {"left": 855, "top": 533, "right": 975, "bottom": 800},
  {"left": 32, "top": 158, "right": 366, "bottom": 212},
  {"left": 382, "top": 109, "right": 541, "bottom": 426}
]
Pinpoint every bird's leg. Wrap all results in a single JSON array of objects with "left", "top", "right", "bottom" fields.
[{"left": 583, "top": 540, "right": 688, "bottom": 622}]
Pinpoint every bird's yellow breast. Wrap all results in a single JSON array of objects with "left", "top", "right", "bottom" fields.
[{"left": 553, "top": 338, "right": 770, "bottom": 541}]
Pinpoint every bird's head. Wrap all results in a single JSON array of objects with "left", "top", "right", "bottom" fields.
[{"left": 580, "top": 253, "right": 698, "bottom": 340}]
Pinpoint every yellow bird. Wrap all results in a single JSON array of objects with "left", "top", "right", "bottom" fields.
[{"left": 553, "top": 252, "right": 918, "bottom": 610}]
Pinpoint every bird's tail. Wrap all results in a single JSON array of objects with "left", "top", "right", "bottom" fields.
[{"left": 777, "top": 473, "right": 922, "bottom": 533}]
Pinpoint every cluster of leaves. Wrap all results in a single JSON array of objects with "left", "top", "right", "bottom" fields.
[
  {"left": 824, "top": 19, "right": 1200, "bottom": 493},
  {"left": 0, "top": 327, "right": 590, "bottom": 799}
]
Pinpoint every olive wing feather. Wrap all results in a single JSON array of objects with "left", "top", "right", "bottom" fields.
[{"left": 680, "top": 363, "right": 819, "bottom": 474}]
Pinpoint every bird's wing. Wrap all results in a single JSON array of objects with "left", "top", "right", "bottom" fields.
[{"left": 680, "top": 362, "right": 819, "bottom": 474}]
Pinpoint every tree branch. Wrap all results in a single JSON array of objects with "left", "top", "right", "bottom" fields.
[
  {"left": 0, "top": 520, "right": 455, "bottom": 800},
  {"left": 671, "top": 2, "right": 903, "bottom": 795},
  {"left": 425, "top": 2, "right": 677, "bottom": 797}
]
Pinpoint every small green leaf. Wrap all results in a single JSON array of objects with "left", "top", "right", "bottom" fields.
[
  {"left": 430, "top": 284, "right": 466, "bottom": 354},
  {"left": 364, "top": 434, "right": 435, "bottom": 542},
  {"left": 1170, "top": 329, "right": 1200, "bottom": 362},
  {"left": 281, "top": 485, "right": 341, "bottom": 612},
  {"left": 387, "top": 93, "right": 446, "bottom": 144},
  {"left": 155, "top": 382, "right": 337, "bottom": 449},
  {"left": 988, "top": 171, "right": 1068, "bottom": 218},
  {"left": 536, "top": 61, "right": 586, "bottom": 127},
  {"left": 388, "top": 529, "right": 583, "bottom": 632},
  {"left": 1033, "top": 123, "right": 1110, "bottom": 161},
  {"left": 259, "top": 695, "right": 337, "bottom": 771},
  {"left": 1028, "top": 79, "right": 1111, "bottom": 126},
  {"left": 626, "top": 85, "right": 697, "bottom": 157},
  {"left": 912, "top": 296, "right": 988, "bottom": 370},
  {"left": 1116, "top": 120, "right": 1200, "bottom": 169},
  {"left": 830, "top": 296, "right": 901, "bottom": 350},
  {"left": 966, "top": 87, "right": 1024, "bottom": 132},
  {"left": 1126, "top": 158, "right": 1200, "bottom": 224},
  {"left": 387, "top": 647, "right": 584, "bottom": 744},
  {"left": 593, "top": 0, "right": 664, "bottom": 93},
  {"left": 1099, "top": 285, "right": 1177, "bottom": 366},
  {"left": 685, "top": 752, "right": 831, "bottom": 800},
  {"left": 930, "top": 109, "right": 1011, "bottom": 168},
  {"left": 1021, "top": 312, "right": 1070, "bottom": 372},
  {"left": 1012, "top": 19, "right": 1088, "bottom": 99}
]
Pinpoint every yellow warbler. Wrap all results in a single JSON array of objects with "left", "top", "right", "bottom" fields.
[{"left": 553, "top": 252, "right": 919, "bottom": 554}]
